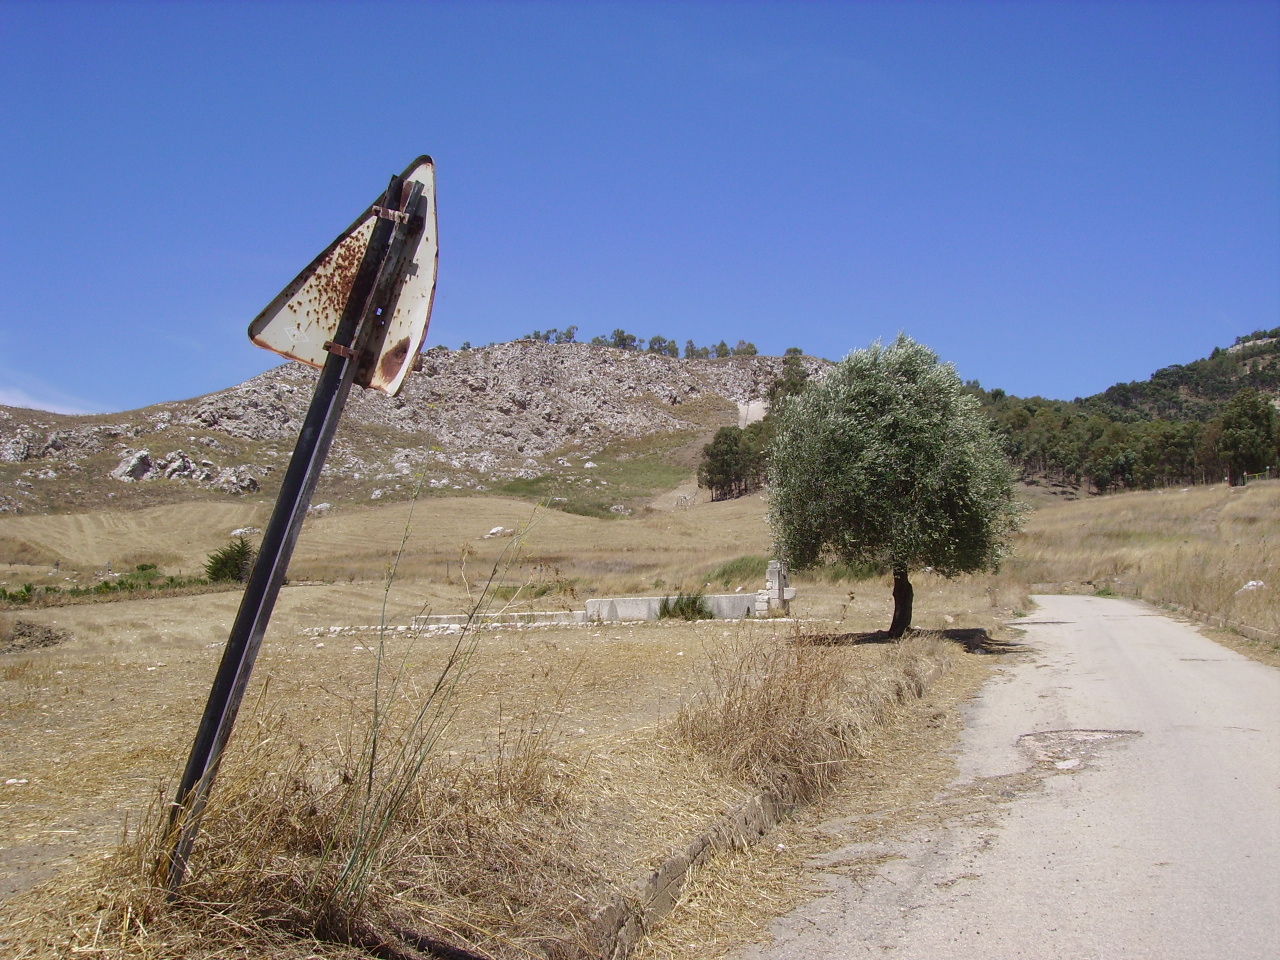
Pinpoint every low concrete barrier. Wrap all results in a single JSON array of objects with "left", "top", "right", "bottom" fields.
[
  {"left": 705, "top": 593, "right": 757, "bottom": 619},
  {"left": 584, "top": 593, "right": 759, "bottom": 622}
]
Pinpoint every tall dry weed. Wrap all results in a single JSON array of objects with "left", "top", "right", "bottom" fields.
[
  {"left": 676, "top": 633, "right": 956, "bottom": 804},
  {"left": 39, "top": 704, "right": 596, "bottom": 960}
]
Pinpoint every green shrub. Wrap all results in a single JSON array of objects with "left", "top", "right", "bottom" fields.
[
  {"left": 659, "top": 590, "right": 713, "bottom": 621},
  {"left": 205, "top": 537, "right": 256, "bottom": 584},
  {"left": 0, "top": 585, "right": 32, "bottom": 604}
]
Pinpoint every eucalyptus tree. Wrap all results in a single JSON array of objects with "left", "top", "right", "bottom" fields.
[
  {"left": 767, "top": 335, "right": 1022, "bottom": 638},
  {"left": 1218, "top": 387, "right": 1276, "bottom": 484}
]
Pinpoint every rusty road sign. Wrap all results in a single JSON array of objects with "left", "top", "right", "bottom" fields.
[
  {"left": 166, "top": 157, "right": 438, "bottom": 891},
  {"left": 250, "top": 157, "right": 437, "bottom": 394}
]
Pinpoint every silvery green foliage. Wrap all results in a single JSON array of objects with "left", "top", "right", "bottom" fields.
[{"left": 767, "top": 335, "right": 1021, "bottom": 577}]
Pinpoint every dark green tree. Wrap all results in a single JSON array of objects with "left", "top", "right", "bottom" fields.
[
  {"left": 522, "top": 325, "right": 578, "bottom": 344},
  {"left": 698, "top": 427, "right": 747, "bottom": 501},
  {"left": 697, "top": 422, "right": 771, "bottom": 500},
  {"left": 647, "top": 335, "right": 679, "bottom": 357},
  {"left": 697, "top": 350, "right": 807, "bottom": 501},
  {"left": 609, "top": 329, "right": 642, "bottom": 351},
  {"left": 739, "top": 419, "right": 771, "bottom": 491},
  {"left": 1195, "top": 419, "right": 1227, "bottom": 483},
  {"left": 1218, "top": 387, "right": 1277, "bottom": 483},
  {"left": 205, "top": 536, "right": 256, "bottom": 583},
  {"left": 768, "top": 336, "right": 1021, "bottom": 638}
]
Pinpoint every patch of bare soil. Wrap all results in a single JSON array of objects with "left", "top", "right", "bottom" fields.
[{"left": 0, "top": 619, "right": 70, "bottom": 654}]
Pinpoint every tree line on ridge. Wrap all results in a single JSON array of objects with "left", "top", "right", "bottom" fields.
[{"left": 697, "top": 332, "right": 1280, "bottom": 499}]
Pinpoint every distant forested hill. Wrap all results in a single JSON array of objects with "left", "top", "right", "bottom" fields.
[
  {"left": 1078, "top": 329, "right": 1280, "bottom": 422},
  {"left": 972, "top": 329, "right": 1280, "bottom": 492}
]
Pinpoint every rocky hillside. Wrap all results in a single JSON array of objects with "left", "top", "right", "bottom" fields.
[{"left": 0, "top": 342, "right": 829, "bottom": 516}]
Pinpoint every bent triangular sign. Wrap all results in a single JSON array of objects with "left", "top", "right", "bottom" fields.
[{"left": 247, "top": 157, "right": 438, "bottom": 396}]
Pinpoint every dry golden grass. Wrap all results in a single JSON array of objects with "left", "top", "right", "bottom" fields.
[
  {"left": 0, "top": 492, "right": 776, "bottom": 603},
  {"left": 0, "top": 502, "right": 268, "bottom": 575},
  {"left": 286, "top": 492, "right": 781, "bottom": 596},
  {"left": 0, "top": 489, "right": 1031, "bottom": 634},
  {"left": 0, "top": 624, "right": 977, "bottom": 960},
  {"left": 1012, "top": 479, "right": 1280, "bottom": 642},
  {"left": 676, "top": 633, "right": 957, "bottom": 805},
  {"left": 634, "top": 652, "right": 996, "bottom": 960},
  {"left": 0, "top": 484, "right": 1026, "bottom": 958}
]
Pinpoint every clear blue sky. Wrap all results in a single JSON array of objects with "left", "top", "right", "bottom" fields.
[{"left": 1, "top": 0, "right": 1277, "bottom": 414}]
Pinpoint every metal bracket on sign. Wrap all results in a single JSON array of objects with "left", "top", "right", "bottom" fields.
[
  {"left": 323, "top": 340, "right": 359, "bottom": 359},
  {"left": 372, "top": 205, "right": 411, "bottom": 224}
]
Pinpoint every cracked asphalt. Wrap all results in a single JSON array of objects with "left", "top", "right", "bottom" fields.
[{"left": 734, "top": 595, "right": 1280, "bottom": 959}]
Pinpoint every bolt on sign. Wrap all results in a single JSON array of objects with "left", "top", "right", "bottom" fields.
[
  {"left": 165, "top": 157, "right": 437, "bottom": 892},
  {"left": 249, "top": 157, "right": 438, "bottom": 394}
]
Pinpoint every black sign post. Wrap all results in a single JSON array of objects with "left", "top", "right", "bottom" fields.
[{"left": 165, "top": 170, "right": 430, "bottom": 892}]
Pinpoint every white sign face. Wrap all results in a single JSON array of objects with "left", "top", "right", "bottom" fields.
[{"left": 247, "top": 157, "right": 438, "bottom": 396}]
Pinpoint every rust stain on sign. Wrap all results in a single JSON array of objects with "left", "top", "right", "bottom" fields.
[
  {"left": 251, "top": 218, "right": 378, "bottom": 369},
  {"left": 377, "top": 336, "right": 411, "bottom": 384},
  {"left": 312, "top": 233, "right": 368, "bottom": 321}
]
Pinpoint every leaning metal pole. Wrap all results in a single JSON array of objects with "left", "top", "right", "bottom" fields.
[{"left": 165, "top": 175, "right": 418, "bottom": 892}]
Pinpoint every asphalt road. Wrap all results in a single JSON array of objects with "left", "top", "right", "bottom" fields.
[{"left": 735, "top": 595, "right": 1280, "bottom": 960}]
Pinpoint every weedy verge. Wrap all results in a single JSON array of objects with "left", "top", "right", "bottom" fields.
[
  {"left": 0, "top": 626, "right": 966, "bottom": 960},
  {"left": 1014, "top": 480, "right": 1280, "bottom": 650},
  {"left": 676, "top": 632, "right": 957, "bottom": 807}
]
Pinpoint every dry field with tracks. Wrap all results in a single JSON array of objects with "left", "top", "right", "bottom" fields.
[{"left": 0, "top": 491, "right": 1022, "bottom": 958}]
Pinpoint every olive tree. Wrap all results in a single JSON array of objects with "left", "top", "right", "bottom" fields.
[{"left": 767, "top": 335, "right": 1021, "bottom": 638}]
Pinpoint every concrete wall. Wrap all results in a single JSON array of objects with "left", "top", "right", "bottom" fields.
[
  {"left": 585, "top": 597, "right": 662, "bottom": 621},
  {"left": 400, "top": 591, "right": 775, "bottom": 629},
  {"left": 585, "top": 593, "right": 757, "bottom": 622},
  {"left": 705, "top": 593, "right": 757, "bottom": 619}
]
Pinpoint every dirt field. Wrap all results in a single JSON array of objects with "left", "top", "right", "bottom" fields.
[
  {"left": 0, "top": 591, "right": 748, "bottom": 897},
  {"left": 0, "top": 490, "right": 1024, "bottom": 957}
]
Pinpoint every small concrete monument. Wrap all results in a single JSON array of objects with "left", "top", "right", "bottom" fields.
[{"left": 756, "top": 560, "right": 796, "bottom": 615}]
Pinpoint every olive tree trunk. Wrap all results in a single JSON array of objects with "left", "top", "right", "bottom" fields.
[{"left": 887, "top": 565, "right": 913, "bottom": 639}]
